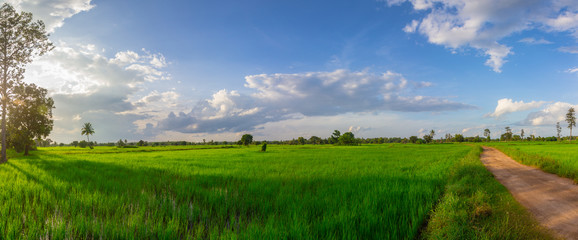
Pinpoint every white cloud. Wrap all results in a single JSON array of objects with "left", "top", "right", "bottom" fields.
[
  {"left": 157, "top": 69, "right": 474, "bottom": 134},
  {"left": 486, "top": 98, "right": 548, "bottom": 118},
  {"left": 403, "top": 20, "right": 419, "bottom": 33},
  {"left": 389, "top": 0, "right": 578, "bottom": 72},
  {"left": 523, "top": 102, "right": 577, "bottom": 126},
  {"left": 23, "top": 42, "right": 172, "bottom": 142},
  {"left": 518, "top": 37, "right": 553, "bottom": 44},
  {"left": 26, "top": 44, "right": 170, "bottom": 95},
  {"left": 348, "top": 126, "right": 362, "bottom": 133},
  {"left": 111, "top": 51, "right": 141, "bottom": 65},
  {"left": 7, "top": 0, "right": 94, "bottom": 32},
  {"left": 111, "top": 50, "right": 170, "bottom": 82},
  {"left": 417, "top": 128, "right": 427, "bottom": 137},
  {"left": 559, "top": 46, "right": 578, "bottom": 54},
  {"left": 566, "top": 67, "right": 578, "bottom": 73},
  {"left": 545, "top": 11, "right": 578, "bottom": 34}
]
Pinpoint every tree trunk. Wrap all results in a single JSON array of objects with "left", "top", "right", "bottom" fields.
[
  {"left": 571, "top": 128, "right": 573, "bottom": 143},
  {"left": 24, "top": 144, "right": 29, "bottom": 156},
  {"left": 1, "top": 45, "right": 7, "bottom": 163},
  {"left": 1, "top": 83, "right": 6, "bottom": 163}
]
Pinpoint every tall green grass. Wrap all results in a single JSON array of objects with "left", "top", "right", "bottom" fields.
[
  {"left": 0, "top": 144, "right": 471, "bottom": 239},
  {"left": 489, "top": 142, "right": 578, "bottom": 182}
]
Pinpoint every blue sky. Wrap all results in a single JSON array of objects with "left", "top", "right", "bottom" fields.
[{"left": 5, "top": 0, "right": 578, "bottom": 143}]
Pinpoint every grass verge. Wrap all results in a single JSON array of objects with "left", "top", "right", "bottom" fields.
[
  {"left": 490, "top": 143, "right": 578, "bottom": 182},
  {"left": 422, "top": 145, "right": 557, "bottom": 239}
]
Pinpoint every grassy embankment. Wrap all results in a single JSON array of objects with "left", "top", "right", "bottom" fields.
[
  {"left": 488, "top": 142, "right": 578, "bottom": 182},
  {"left": 0, "top": 144, "right": 556, "bottom": 239}
]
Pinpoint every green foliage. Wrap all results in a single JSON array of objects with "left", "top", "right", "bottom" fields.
[
  {"left": 423, "top": 135, "right": 433, "bottom": 143},
  {"left": 309, "top": 136, "right": 322, "bottom": 145},
  {"left": 409, "top": 136, "right": 419, "bottom": 143},
  {"left": 454, "top": 134, "right": 465, "bottom": 143},
  {"left": 566, "top": 107, "right": 576, "bottom": 142},
  {"left": 329, "top": 130, "right": 341, "bottom": 144},
  {"left": 483, "top": 129, "right": 491, "bottom": 141},
  {"left": 0, "top": 3, "right": 53, "bottom": 162},
  {"left": 81, "top": 122, "right": 95, "bottom": 143},
  {"left": 501, "top": 126, "right": 513, "bottom": 141},
  {"left": 7, "top": 82, "right": 54, "bottom": 155},
  {"left": 78, "top": 140, "right": 88, "bottom": 148},
  {"left": 137, "top": 140, "right": 147, "bottom": 146},
  {"left": 512, "top": 135, "right": 521, "bottom": 141},
  {"left": 121, "top": 145, "right": 138, "bottom": 148},
  {"left": 260, "top": 142, "right": 267, "bottom": 152},
  {"left": 240, "top": 134, "right": 253, "bottom": 146},
  {"left": 9, "top": 133, "right": 29, "bottom": 153},
  {"left": 423, "top": 146, "right": 555, "bottom": 239},
  {"left": 337, "top": 132, "right": 357, "bottom": 145},
  {"left": 297, "top": 136, "right": 306, "bottom": 145}
]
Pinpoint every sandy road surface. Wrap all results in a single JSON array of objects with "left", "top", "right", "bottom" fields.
[{"left": 480, "top": 146, "right": 578, "bottom": 239}]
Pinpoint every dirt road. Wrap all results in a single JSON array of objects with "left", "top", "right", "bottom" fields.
[{"left": 480, "top": 146, "right": 578, "bottom": 240}]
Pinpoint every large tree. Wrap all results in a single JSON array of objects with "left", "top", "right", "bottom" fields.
[
  {"left": 556, "top": 122, "right": 562, "bottom": 141},
  {"left": 8, "top": 82, "right": 54, "bottom": 155},
  {"left": 309, "top": 136, "right": 322, "bottom": 145},
  {"left": 0, "top": 4, "right": 53, "bottom": 162},
  {"left": 566, "top": 107, "right": 576, "bottom": 142},
  {"left": 240, "top": 134, "right": 253, "bottom": 146},
  {"left": 338, "top": 132, "right": 356, "bottom": 145},
  {"left": 483, "top": 128, "right": 491, "bottom": 142},
  {"left": 329, "top": 130, "right": 341, "bottom": 144},
  {"left": 504, "top": 126, "right": 513, "bottom": 141},
  {"left": 423, "top": 130, "right": 435, "bottom": 144}
]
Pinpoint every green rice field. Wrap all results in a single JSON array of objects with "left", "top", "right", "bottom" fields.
[
  {"left": 0, "top": 144, "right": 555, "bottom": 239},
  {"left": 0, "top": 144, "right": 472, "bottom": 239}
]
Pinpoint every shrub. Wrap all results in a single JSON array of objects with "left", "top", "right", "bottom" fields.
[{"left": 261, "top": 142, "right": 267, "bottom": 152}]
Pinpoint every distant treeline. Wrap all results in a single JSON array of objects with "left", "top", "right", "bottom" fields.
[{"left": 37, "top": 134, "right": 563, "bottom": 148}]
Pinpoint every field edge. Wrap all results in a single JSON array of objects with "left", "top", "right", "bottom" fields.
[{"left": 421, "top": 145, "right": 558, "bottom": 239}]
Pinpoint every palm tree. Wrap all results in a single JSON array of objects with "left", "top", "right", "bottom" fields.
[{"left": 81, "top": 122, "right": 95, "bottom": 142}]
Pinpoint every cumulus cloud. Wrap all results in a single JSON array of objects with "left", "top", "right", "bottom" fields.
[
  {"left": 157, "top": 69, "right": 474, "bottom": 134},
  {"left": 523, "top": 102, "right": 577, "bottom": 126},
  {"left": 387, "top": 0, "right": 578, "bottom": 72},
  {"left": 486, "top": 98, "right": 548, "bottom": 118},
  {"left": 27, "top": 44, "right": 170, "bottom": 95},
  {"left": 24, "top": 43, "right": 172, "bottom": 142},
  {"left": 7, "top": 0, "right": 94, "bottom": 32}
]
